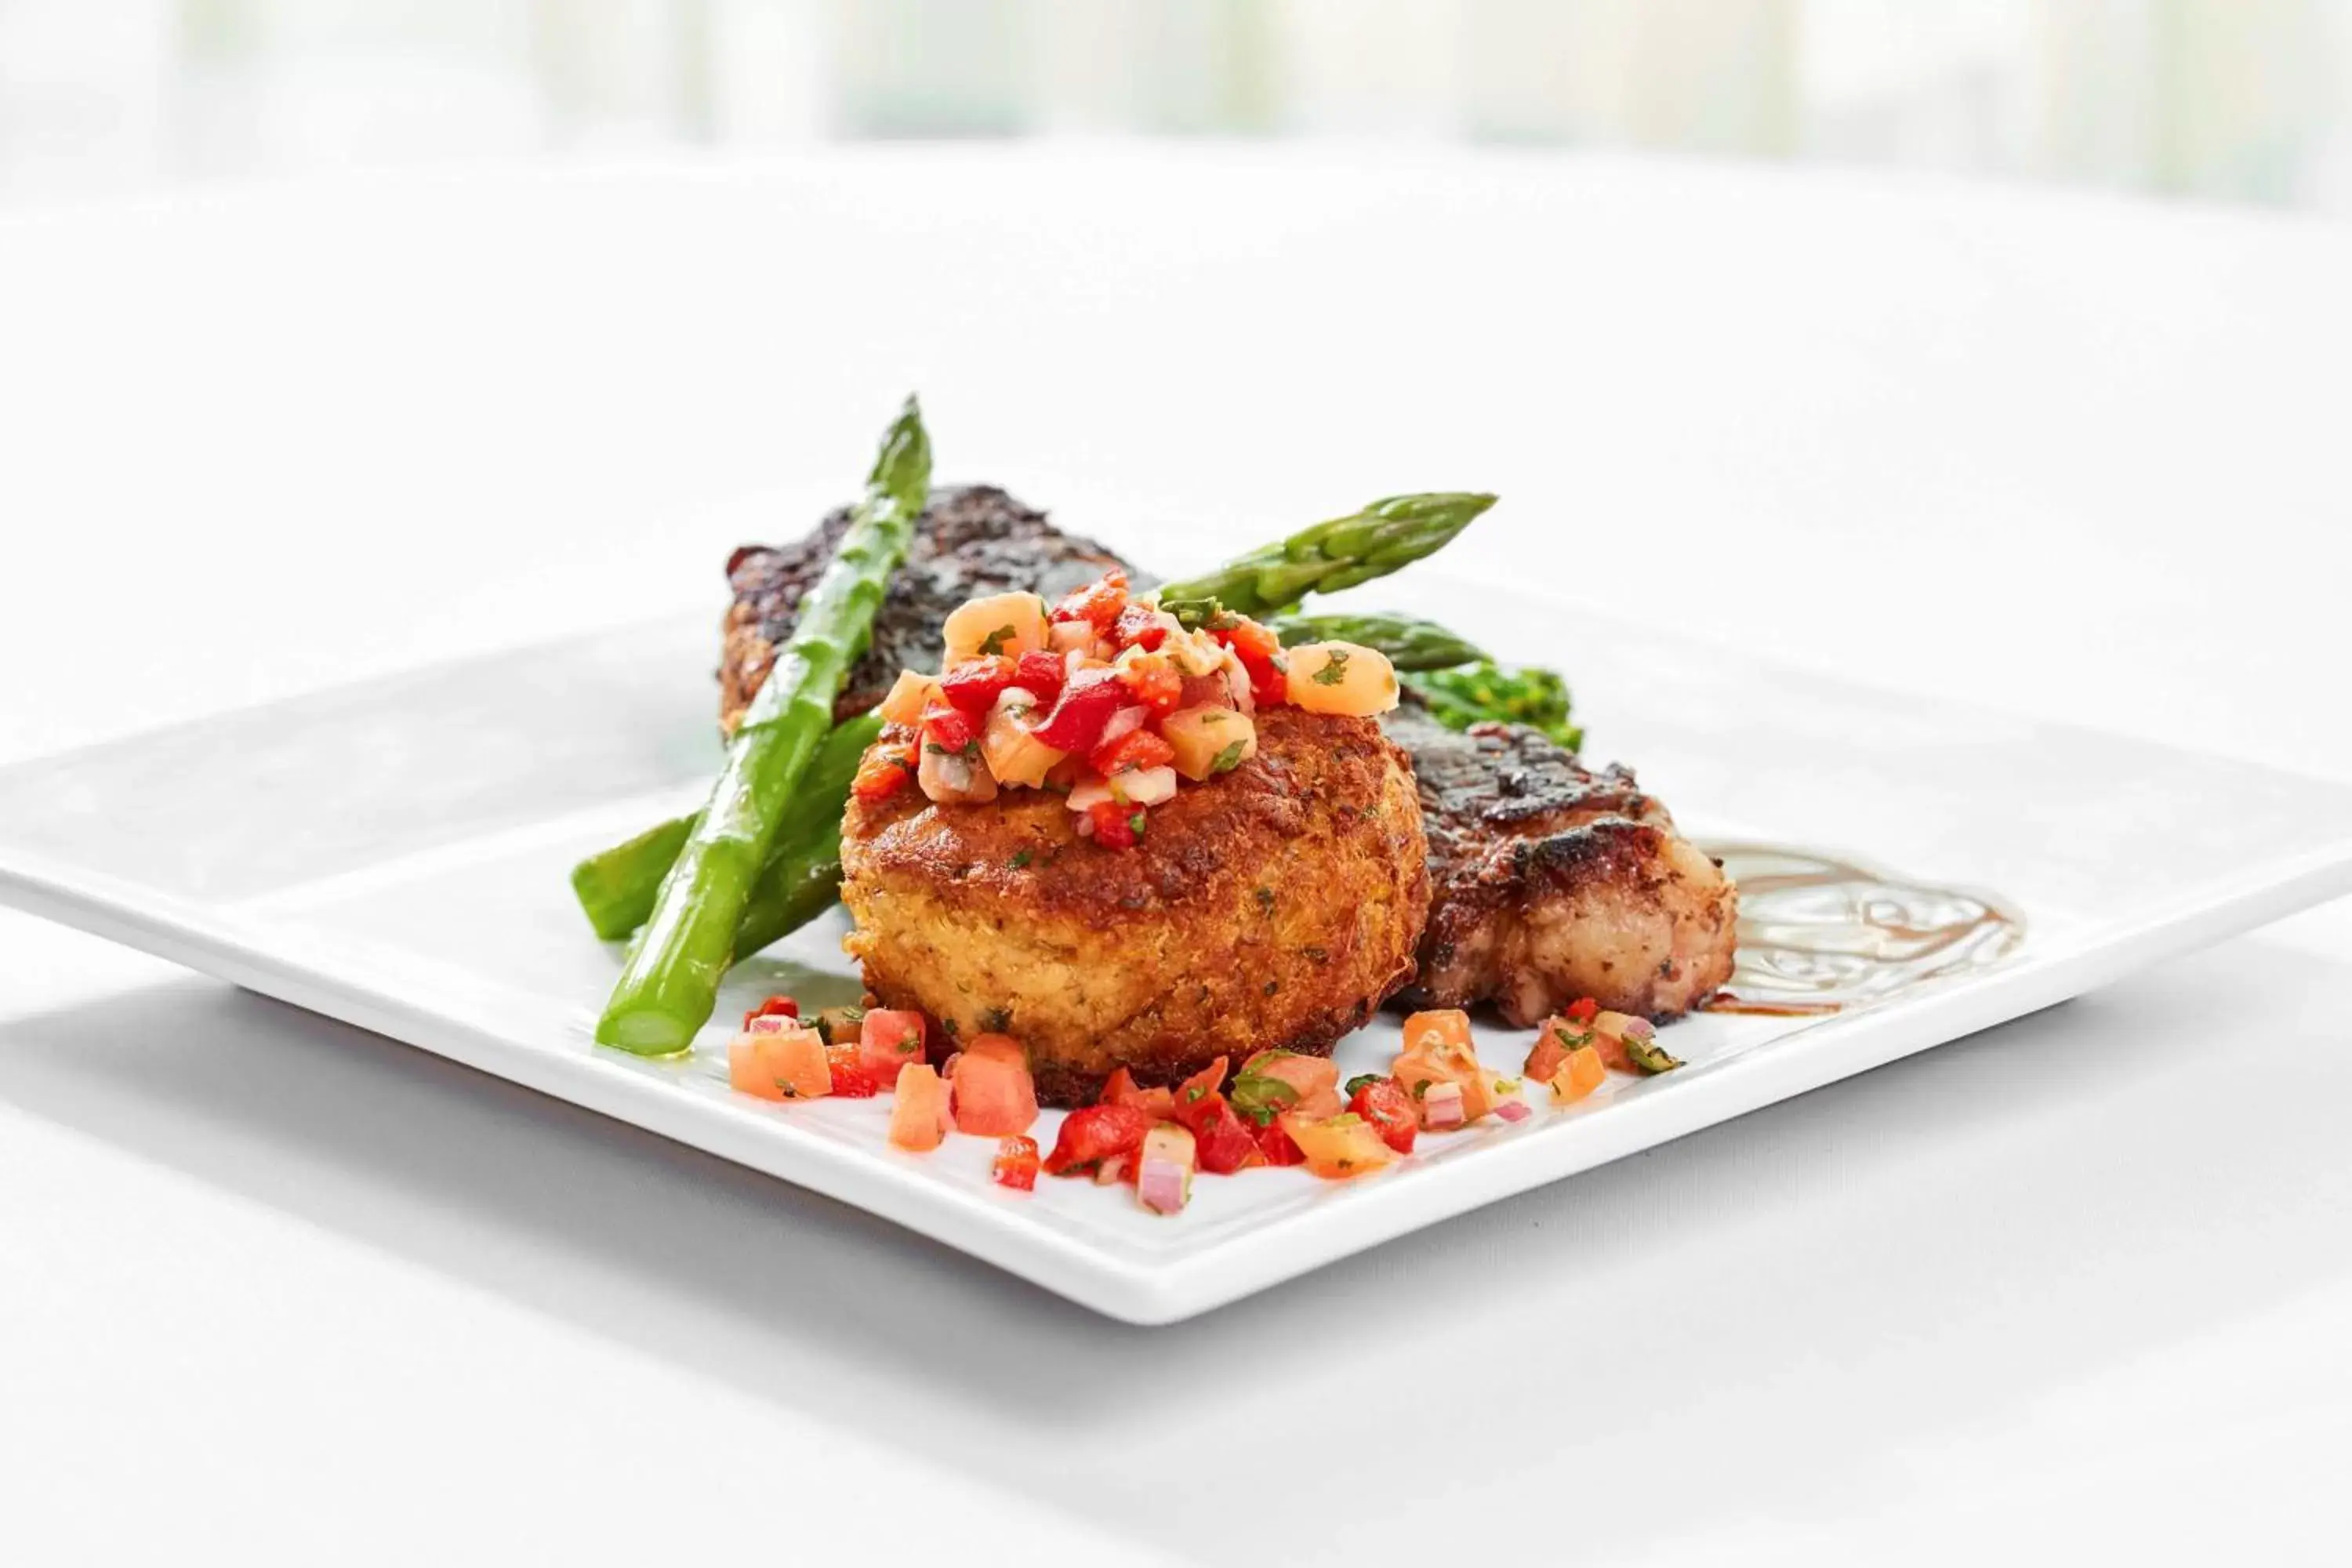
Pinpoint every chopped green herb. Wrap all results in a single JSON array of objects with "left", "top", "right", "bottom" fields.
[
  {"left": 1410, "top": 1078, "right": 1430, "bottom": 1099},
  {"left": 1230, "top": 1073, "right": 1301, "bottom": 1125},
  {"left": 1185, "top": 1085, "right": 1206, "bottom": 1103},
  {"left": 1625, "top": 1035, "right": 1684, "bottom": 1075},
  {"left": 1128, "top": 811, "right": 1147, "bottom": 837},
  {"left": 977, "top": 624, "right": 1018, "bottom": 657},
  {"left": 1311, "top": 648, "right": 1351, "bottom": 687},
  {"left": 1344, "top": 1073, "right": 1385, "bottom": 1098},
  {"left": 1162, "top": 596, "right": 1238, "bottom": 633},
  {"left": 940, "top": 1017, "right": 960, "bottom": 1037},
  {"left": 1009, "top": 848, "right": 1033, "bottom": 869},
  {"left": 979, "top": 1006, "right": 1012, "bottom": 1033},
  {"left": 1210, "top": 739, "right": 1247, "bottom": 774}
]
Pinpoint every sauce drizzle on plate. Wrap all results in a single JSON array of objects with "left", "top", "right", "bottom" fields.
[{"left": 1701, "top": 844, "right": 2024, "bottom": 1017}]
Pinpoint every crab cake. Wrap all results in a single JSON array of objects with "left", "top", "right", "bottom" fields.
[{"left": 840, "top": 706, "right": 1430, "bottom": 1106}]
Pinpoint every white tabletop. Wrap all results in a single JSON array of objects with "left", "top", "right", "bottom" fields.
[{"left": 4, "top": 149, "right": 2350, "bottom": 1566}]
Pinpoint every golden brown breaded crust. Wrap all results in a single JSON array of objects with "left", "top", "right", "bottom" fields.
[{"left": 840, "top": 707, "right": 1430, "bottom": 1106}]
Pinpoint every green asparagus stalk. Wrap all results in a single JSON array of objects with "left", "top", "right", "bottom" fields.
[
  {"left": 1265, "top": 612, "right": 1487, "bottom": 672},
  {"left": 593, "top": 397, "right": 931, "bottom": 1056},
  {"left": 1156, "top": 492, "right": 1495, "bottom": 616},
  {"left": 733, "top": 823, "right": 847, "bottom": 959},
  {"left": 1402, "top": 661, "right": 1584, "bottom": 751},
  {"left": 569, "top": 713, "right": 881, "bottom": 942}
]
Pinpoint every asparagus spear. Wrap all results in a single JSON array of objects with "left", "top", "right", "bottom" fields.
[
  {"left": 1156, "top": 492, "right": 1495, "bottom": 616},
  {"left": 1265, "top": 611, "right": 1486, "bottom": 672},
  {"left": 733, "top": 823, "right": 847, "bottom": 959},
  {"left": 594, "top": 397, "right": 931, "bottom": 1055},
  {"left": 569, "top": 713, "right": 881, "bottom": 942},
  {"left": 1402, "top": 661, "right": 1584, "bottom": 751}
]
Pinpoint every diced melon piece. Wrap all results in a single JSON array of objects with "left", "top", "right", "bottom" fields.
[
  {"left": 1392, "top": 1011, "right": 1494, "bottom": 1124},
  {"left": 889, "top": 1063, "right": 951, "bottom": 1152},
  {"left": 943, "top": 592, "right": 1051, "bottom": 663},
  {"left": 1551, "top": 1043, "right": 1606, "bottom": 1103},
  {"left": 1279, "top": 1112, "right": 1396, "bottom": 1180},
  {"left": 1284, "top": 641, "right": 1399, "bottom": 717},
  {"left": 728, "top": 1033, "right": 785, "bottom": 1102},
  {"left": 981, "top": 701, "right": 1066, "bottom": 789},
  {"left": 1160, "top": 704, "right": 1257, "bottom": 781},
  {"left": 762, "top": 1025, "right": 833, "bottom": 1100},
  {"left": 877, "top": 670, "right": 943, "bottom": 726}
]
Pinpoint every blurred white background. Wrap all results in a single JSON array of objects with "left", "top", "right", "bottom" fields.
[{"left": 5, "top": 0, "right": 2351, "bottom": 214}]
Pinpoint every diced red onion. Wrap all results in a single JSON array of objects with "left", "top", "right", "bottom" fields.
[
  {"left": 1098, "top": 705, "right": 1149, "bottom": 748},
  {"left": 1422, "top": 1080, "right": 1466, "bottom": 1130},
  {"left": 1137, "top": 1125, "right": 1196, "bottom": 1214},
  {"left": 1494, "top": 1099, "right": 1531, "bottom": 1123},
  {"left": 1138, "top": 1160, "right": 1189, "bottom": 1214}
]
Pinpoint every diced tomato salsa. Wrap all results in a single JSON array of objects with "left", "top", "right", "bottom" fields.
[
  {"left": 849, "top": 570, "right": 1398, "bottom": 848},
  {"left": 718, "top": 991, "right": 1682, "bottom": 1214}
]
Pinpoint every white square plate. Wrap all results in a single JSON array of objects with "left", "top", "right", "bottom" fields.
[{"left": 5, "top": 572, "right": 2349, "bottom": 1323}]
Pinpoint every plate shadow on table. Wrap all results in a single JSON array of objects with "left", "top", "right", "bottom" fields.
[{"left": 4, "top": 933, "right": 2350, "bottom": 1565}]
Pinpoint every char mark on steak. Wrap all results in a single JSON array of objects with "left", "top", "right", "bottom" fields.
[{"left": 720, "top": 485, "right": 1130, "bottom": 731}]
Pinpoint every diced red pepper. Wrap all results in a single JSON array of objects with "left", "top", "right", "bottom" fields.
[
  {"left": 851, "top": 738, "right": 919, "bottom": 804},
  {"left": 1087, "top": 800, "right": 1144, "bottom": 850},
  {"left": 940, "top": 655, "right": 1018, "bottom": 717},
  {"left": 742, "top": 995, "right": 800, "bottom": 1028},
  {"left": 1171, "top": 1055, "right": 1230, "bottom": 1123},
  {"left": 1347, "top": 1077, "right": 1419, "bottom": 1154},
  {"left": 1051, "top": 571, "right": 1130, "bottom": 632},
  {"left": 1042, "top": 1103, "right": 1156, "bottom": 1177},
  {"left": 920, "top": 702, "right": 979, "bottom": 757},
  {"left": 1111, "top": 603, "right": 1168, "bottom": 652},
  {"left": 1011, "top": 650, "right": 1067, "bottom": 706},
  {"left": 1214, "top": 619, "right": 1288, "bottom": 710},
  {"left": 993, "top": 1135, "right": 1041, "bottom": 1192},
  {"left": 824, "top": 1044, "right": 880, "bottom": 1098},
  {"left": 1029, "top": 668, "right": 1127, "bottom": 754},
  {"left": 1253, "top": 1119, "right": 1306, "bottom": 1167},
  {"left": 1189, "top": 1098, "right": 1259, "bottom": 1174},
  {"left": 1089, "top": 729, "right": 1176, "bottom": 777},
  {"left": 1564, "top": 996, "right": 1600, "bottom": 1025},
  {"left": 1114, "top": 652, "right": 1185, "bottom": 718}
]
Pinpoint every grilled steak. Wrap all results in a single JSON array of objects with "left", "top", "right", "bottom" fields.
[
  {"left": 720, "top": 485, "right": 1128, "bottom": 731},
  {"left": 1385, "top": 705, "right": 1736, "bottom": 1025},
  {"left": 718, "top": 489, "right": 1735, "bottom": 1024}
]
